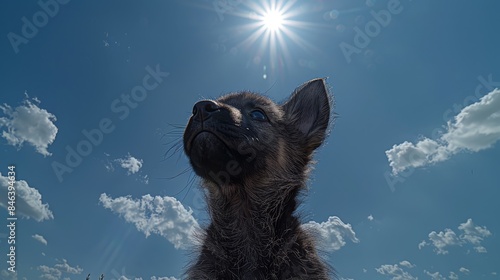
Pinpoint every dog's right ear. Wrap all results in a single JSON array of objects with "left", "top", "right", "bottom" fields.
[{"left": 282, "top": 78, "right": 331, "bottom": 153}]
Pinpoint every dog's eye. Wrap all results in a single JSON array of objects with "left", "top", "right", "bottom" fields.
[{"left": 249, "top": 109, "right": 268, "bottom": 122}]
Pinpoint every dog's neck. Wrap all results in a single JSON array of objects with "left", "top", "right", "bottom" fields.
[{"left": 203, "top": 179, "right": 303, "bottom": 256}]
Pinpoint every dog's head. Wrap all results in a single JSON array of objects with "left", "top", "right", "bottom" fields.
[{"left": 183, "top": 78, "right": 331, "bottom": 192}]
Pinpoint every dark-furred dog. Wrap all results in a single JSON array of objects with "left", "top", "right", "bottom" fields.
[{"left": 183, "top": 79, "right": 333, "bottom": 279}]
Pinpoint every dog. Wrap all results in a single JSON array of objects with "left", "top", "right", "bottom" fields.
[{"left": 183, "top": 78, "right": 333, "bottom": 279}]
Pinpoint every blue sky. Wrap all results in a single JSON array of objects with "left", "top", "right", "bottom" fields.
[{"left": 1, "top": 0, "right": 499, "bottom": 279}]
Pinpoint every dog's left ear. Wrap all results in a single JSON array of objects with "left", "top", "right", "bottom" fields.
[{"left": 283, "top": 78, "right": 331, "bottom": 152}]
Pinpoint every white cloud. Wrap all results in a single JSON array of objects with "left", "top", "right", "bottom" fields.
[
  {"left": 375, "top": 263, "right": 417, "bottom": 280},
  {"left": 368, "top": 214, "right": 374, "bottom": 221},
  {"left": 1, "top": 269, "right": 18, "bottom": 280},
  {"left": 116, "top": 154, "right": 143, "bottom": 174},
  {"left": 302, "top": 216, "right": 359, "bottom": 252},
  {"left": 38, "top": 259, "right": 82, "bottom": 280},
  {"left": 425, "top": 270, "right": 459, "bottom": 280},
  {"left": 100, "top": 196, "right": 357, "bottom": 252},
  {"left": 386, "top": 89, "right": 500, "bottom": 175},
  {"left": 424, "top": 270, "right": 446, "bottom": 280},
  {"left": 38, "top": 265, "right": 61, "bottom": 280},
  {"left": 458, "top": 218, "right": 491, "bottom": 253},
  {"left": 419, "top": 219, "right": 491, "bottom": 255},
  {"left": 474, "top": 246, "right": 487, "bottom": 253},
  {"left": 0, "top": 173, "right": 54, "bottom": 222},
  {"left": 32, "top": 234, "right": 48, "bottom": 245},
  {"left": 459, "top": 267, "right": 470, "bottom": 274},
  {"left": 142, "top": 174, "right": 149, "bottom": 185},
  {"left": 0, "top": 96, "right": 58, "bottom": 156},
  {"left": 54, "top": 259, "right": 83, "bottom": 274},
  {"left": 105, "top": 161, "right": 115, "bottom": 172},
  {"left": 399, "top": 260, "right": 415, "bottom": 268},
  {"left": 385, "top": 138, "right": 447, "bottom": 175},
  {"left": 418, "top": 240, "right": 427, "bottom": 250},
  {"left": 427, "top": 228, "right": 460, "bottom": 255},
  {"left": 105, "top": 153, "right": 148, "bottom": 183},
  {"left": 99, "top": 193, "right": 200, "bottom": 249}
]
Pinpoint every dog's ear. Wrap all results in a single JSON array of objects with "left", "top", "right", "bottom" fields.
[{"left": 282, "top": 78, "right": 331, "bottom": 152}]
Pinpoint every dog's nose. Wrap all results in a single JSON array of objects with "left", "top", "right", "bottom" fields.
[{"left": 192, "top": 100, "right": 220, "bottom": 121}]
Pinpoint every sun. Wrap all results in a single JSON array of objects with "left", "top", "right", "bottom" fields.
[
  {"left": 262, "top": 9, "right": 284, "bottom": 32},
  {"left": 231, "top": 0, "right": 314, "bottom": 78}
]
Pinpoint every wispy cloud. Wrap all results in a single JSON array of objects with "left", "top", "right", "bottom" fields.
[
  {"left": 459, "top": 267, "right": 470, "bottom": 274},
  {"left": 302, "top": 216, "right": 359, "bottom": 252},
  {"left": 386, "top": 88, "right": 500, "bottom": 175},
  {"left": 424, "top": 270, "right": 459, "bottom": 280},
  {"left": 54, "top": 259, "right": 83, "bottom": 274},
  {"left": 0, "top": 269, "right": 18, "bottom": 280},
  {"left": 0, "top": 173, "right": 54, "bottom": 222},
  {"left": 419, "top": 218, "right": 491, "bottom": 254},
  {"left": 399, "top": 260, "right": 415, "bottom": 268},
  {"left": 104, "top": 153, "right": 148, "bottom": 184},
  {"left": 32, "top": 234, "right": 48, "bottom": 245},
  {"left": 424, "top": 270, "right": 446, "bottom": 280},
  {"left": 38, "top": 265, "right": 61, "bottom": 280},
  {"left": 0, "top": 95, "right": 58, "bottom": 156},
  {"left": 99, "top": 194, "right": 200, "bottom": 249},
  {"left": 375, "top": 263, "right": 418, "bottom": 280}
]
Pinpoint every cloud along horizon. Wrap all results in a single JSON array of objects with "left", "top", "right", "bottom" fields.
[
  {"left": 386, "top": 88, "right": 500, "bottom": 175},
  {"left": 376, "top": 261, "right": 418, "bottom": 280},
  {"left": 100, "top": 193, "right": 359, "bottom": 253},
  {"left": 38, "top": 259, "right": 83, "bottom": 280}
]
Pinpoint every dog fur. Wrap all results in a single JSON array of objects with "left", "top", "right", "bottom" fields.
[{"left": 183, "top": 79, "right": 333, "bottom": 279}]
